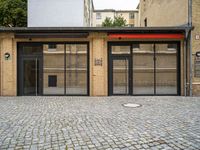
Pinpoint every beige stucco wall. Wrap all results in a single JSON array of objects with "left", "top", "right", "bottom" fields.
[
  {"left": 89, "top": 33, "right": 108, "bottom": 96},
  {"left": 139, "top": 0, "right": 188, "bottom": 27},
  {"left": 0, "top": 33, "right": 16, "bottom": 96}
]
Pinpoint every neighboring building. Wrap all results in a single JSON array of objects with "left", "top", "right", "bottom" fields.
[
  {"left": 93, "top": 9, "right": 138, "bottom": 27},
  {"left": 191, "top": 0, "right": 200, "bottom": 95},
  {"left": 28, "top": 0, "right": 93, "bottom": 27},
  {"left": 137, "top": 0, "right": 200, "bottom": 96},
  {"left": 138, "top": 0, "right": 188, "bottom": 27}
]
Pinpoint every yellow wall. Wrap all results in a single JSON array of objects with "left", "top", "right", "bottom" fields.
[
  {"left": 139, "top": 0, "right": 188, "bottom": 27},
  {"left": 0, "top": 33, "right": 16, "bottom": 96}
]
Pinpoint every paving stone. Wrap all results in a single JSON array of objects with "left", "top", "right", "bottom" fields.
[{"left": 0, "top": 96, "right": 199, "bottom": 149}]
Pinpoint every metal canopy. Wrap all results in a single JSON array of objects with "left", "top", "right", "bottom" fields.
[
  {"left": 15, "top": 32, "right": 89, "bottom": 38},
  {"left": 0, "top": 26, "right": 191, "bottom": 34}
]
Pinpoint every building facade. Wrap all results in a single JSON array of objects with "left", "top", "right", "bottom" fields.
[
  {"left": 138, "top": 0, "right": 188, "bottom": 27},
  {"left": 137, "top": 0, "right": 200, "bottom": 96},
  {"left": 191, "top": 0, "right": 200, "bottom": 95},
  {"left": 93, "top": 10, "right": 138, "bottom": 27},
  {"left": 28, "top": 0, "right": 93, "bottom": 27},
  {"left": 0, "top": 27, "right": 189, "bottom": 96}
]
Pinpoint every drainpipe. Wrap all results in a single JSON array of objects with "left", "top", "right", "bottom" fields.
[
  {"left": 184, "top": 31, "right": 188, "bottom": 96},
  {"left": 188, "top": 0, "right": 193, "bottom": 96}
]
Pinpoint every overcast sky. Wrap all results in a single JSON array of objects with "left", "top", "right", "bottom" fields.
[{"left": 93, "top": 0, "right": 139, "bottom": 10}]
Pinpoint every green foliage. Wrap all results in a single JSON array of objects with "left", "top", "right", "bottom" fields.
[
  {"left": 113, "top": 15, "right": 127, "bottom": 27},
  {"left": 102, "top": 17, "right": 113, "bottom": 27},
  {"left": 0, "top": 0, "right": 27, "bottom": 27},
  {"left": 102, "top": 15, "right": 127, "bottom": 27}
]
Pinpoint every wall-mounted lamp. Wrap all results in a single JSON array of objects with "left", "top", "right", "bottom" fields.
[{"left": 4, "top": 52, "right": 11, "bottom": 60}]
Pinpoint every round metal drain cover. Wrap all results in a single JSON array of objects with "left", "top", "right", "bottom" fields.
[{"left": 123, "top": 103, "right": 141, "bottom": 108}]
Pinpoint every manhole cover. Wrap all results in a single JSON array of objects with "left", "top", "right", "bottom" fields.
[{"left": 122, "top": 103, "right": 142, "bottom": 108}]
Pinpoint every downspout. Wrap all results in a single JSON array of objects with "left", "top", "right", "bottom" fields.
[
  {"left": 188, "top": 0, "right": 193, "bottom": 96},
  {"left": 184, "top": 31, "right": 188, "bottom": 96}
]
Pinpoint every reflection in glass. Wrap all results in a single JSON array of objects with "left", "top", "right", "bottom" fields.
[
  {"left": 155, "top": 44, "right": 177, "bottom": 94},
  {"left": 66, "top": 44, "right": 87, "bottom": 95},
  {"left": 133, "top": 44, "right": 154, "bottom": 95},
  {"left": 112, "top": 46, "right": 130, "bottom": 54},
  {"left": 113, "top": 59, "right": 129, "bottom": 94},
  {"left": 22, "top": 45, "right": 42, "bottom": 55},
  {"left": 43, "top": 44, "right": 65, "bottom": 94},
  {"left": 23, "top": 59, "right": 39, "bottom": 95}
]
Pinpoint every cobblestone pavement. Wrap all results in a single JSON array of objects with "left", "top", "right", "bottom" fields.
[{"left": 0, "top": 97, "right": 200, "bottom": 150}]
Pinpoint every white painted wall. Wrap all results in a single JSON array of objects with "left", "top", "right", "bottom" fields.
[{"left": 28, "top": 0, "right": 85, "bottom": 27}]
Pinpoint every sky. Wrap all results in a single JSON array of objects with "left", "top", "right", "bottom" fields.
[{"left": 93, "top": 0, "right": 139, "bottom": 10}]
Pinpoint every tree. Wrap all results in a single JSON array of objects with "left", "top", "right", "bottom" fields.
[
  {"left": 102, "top": 17, "right": 113, "bottom": 27},
  {"left": 113, "top": 15, "right": 127, "bottom": 27},
  {"left": 0, "top": 0, "right": 27, "bottom": 27},
  {"left": 102, "top": 15, "right": 127, "bottom": 27}
]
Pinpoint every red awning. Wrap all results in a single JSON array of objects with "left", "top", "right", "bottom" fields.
[{"left": 108, "top": 33, "right": 184, "bottom": 39}]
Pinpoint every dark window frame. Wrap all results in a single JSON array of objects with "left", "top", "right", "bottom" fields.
[
  {"left": 17, "top": 42, "right": 90, "bottom": 96},
  {"left": 108, "top": 41, "right": 181, "bottom": 96}
]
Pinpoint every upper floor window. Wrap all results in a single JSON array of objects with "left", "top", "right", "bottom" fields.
[
  {"left": 129, "top": 13, "right": 134, "bottom": 19},
  {"left": 96, "top": 12, "right": 101, "bottom": 19},
  {"left": 48, "top": 44, "right": 57, "bottom": 51}
]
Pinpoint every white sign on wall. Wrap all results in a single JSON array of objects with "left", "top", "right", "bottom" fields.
[{"left": 195, "top": 34, "right": 200, "bottom": 40}]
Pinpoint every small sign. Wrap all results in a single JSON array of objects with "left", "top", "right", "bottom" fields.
[
  {"left": 4, "top": 52, "right": 11, "bottom": 60},
  {"left": 94, "top": 58, "right": 103, "bottom": 66},
  {"left": 195, "top": 34, "right": 200, "bottom": 40}
]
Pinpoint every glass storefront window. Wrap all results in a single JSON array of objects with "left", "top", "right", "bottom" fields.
[
  {"left": 43, "top": 44, "right": 65, "bottom": 95},
  {"left": 133, "top": 44, "right": 154, "bottom": 95},
  {"left": 113, "top": 59, "right": 129, "bottom": 95},
  {"left": 132, "top": 43, "right": 178, "bottom": 95},
  {"left": 22, "top": 45, "right": 42, "bottom": 55},
  {"left": 155, "top": 44, "right": 177, "bottom": 94},
  {"left": 66, "top": 44, "right": 88, "bottom": 95},
  {"left": 112, "top": 46, "right": 130, "bottom": 54}
]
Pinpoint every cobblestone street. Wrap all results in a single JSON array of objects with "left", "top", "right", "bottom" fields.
[{"left": 0, "top": 96, "right": 200, "bottom": 150}]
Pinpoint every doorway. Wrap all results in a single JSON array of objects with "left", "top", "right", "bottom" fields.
[
  {"left": 20, "top": 58, "right": 42, "bottom": 95},
  {"left": 110, "top": 56, "right": 132, "bottom": 95},
  {"left": 17, "top": 43, "right": 43, "bottom": 96}
]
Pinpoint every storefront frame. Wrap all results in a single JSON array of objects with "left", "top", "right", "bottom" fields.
[
  {"left": 17, "top": 42, "right": 90, "bottom": 96},
  {"left": 108, "top": 41, "right": 181, "bottom": 96}
]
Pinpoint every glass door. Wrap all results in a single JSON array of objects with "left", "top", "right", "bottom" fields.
[
  {"left": 20, "top": 58, "right": 42, "bottom": 96},
  {"left": 111, "top": 57, "right": 131, "bottom": 95}
]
